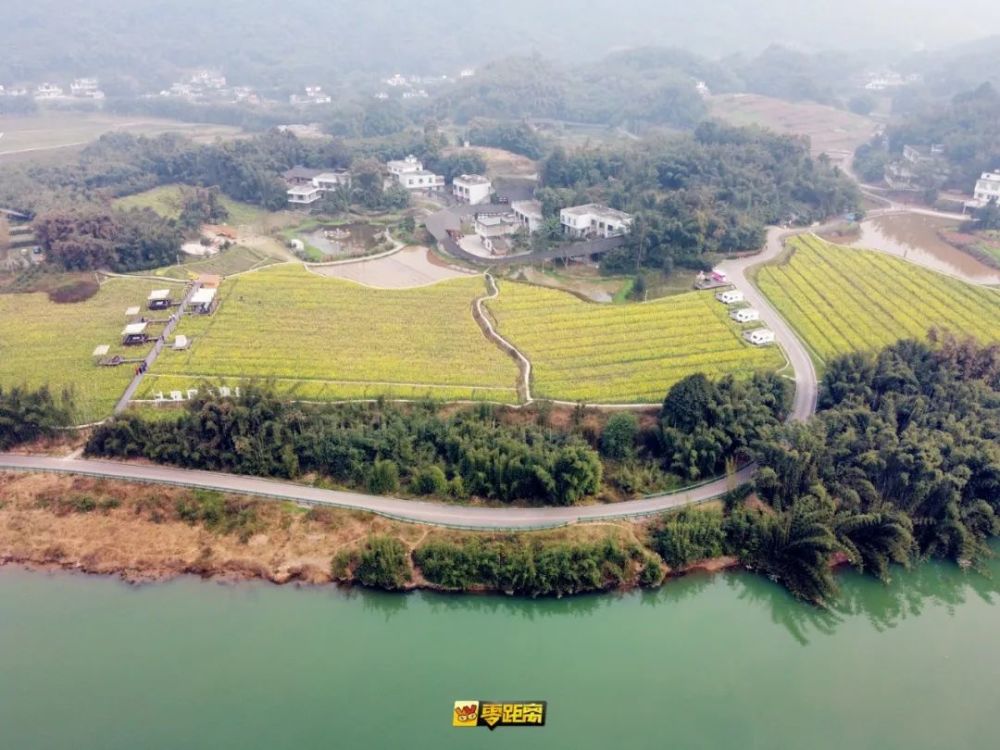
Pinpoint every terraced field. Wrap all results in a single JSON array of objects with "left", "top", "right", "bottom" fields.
[
  {"left": 0, "top": 278, "right": 166, "bottom": 422},
  {"left": 757, "top": 235, "right": 1000, "bottom": 363},
  {"left": 486, "top": 281, "right": 784, "bottom": 403},
  {"left": 143, "top": 265, "right": 520, "bottom": 403}
]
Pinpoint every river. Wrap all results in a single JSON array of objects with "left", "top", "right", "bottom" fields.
[
  {"left": 1, "top": 552, "right": 997, "bottom": 750},
  {"left": 850, "top": 213, "right": 1000, "bottom": 284}
]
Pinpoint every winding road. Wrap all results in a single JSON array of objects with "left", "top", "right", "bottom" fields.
[
  {"left": 0, "top": 207, "right": 821, "bottom": 529},
  {"left": 0, "top": 453, "right": 752, "bottom": 530}
]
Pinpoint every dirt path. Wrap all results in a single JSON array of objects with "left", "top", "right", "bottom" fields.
[{"left": 473, "top": 274, "right": 533, "bottom": 402}]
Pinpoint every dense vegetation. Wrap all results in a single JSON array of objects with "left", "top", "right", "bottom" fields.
[
  {"left": 33, "top": 208, "right": 183, "bottom": 272},
  {"left": 647, "top": 337, "right": 1000, "bottom": 605},
  {"left": 85, "top": 393, "right": 604, "bottom": 506},
  {"left": 85, "top": 373, "right": 788, "bottom": 505},
  {"left": 538, "top": 122, "right": 859, "bottom": 270},
  {"left": 413, "top": 536, "right": 660, "bottom": 596},
  {"left": 0, "top": 130, "right": 351, "bottom": 217},
  {"left": 0, "top": 385, "right": 73, "bottom": 449},
  {"left": 864, "top": 82, "right": 1000, "bottom": 192}
]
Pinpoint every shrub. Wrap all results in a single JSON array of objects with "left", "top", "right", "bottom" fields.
[
  {"left": 48, "top": 279, "right": 100, "bottom": 304},
  {"left": 651, "top": 508, "right": 728, "bottom": 568},
  {"left": 367, "top": 459, "right": 400, "bottom": 494},
  {"left": 355, "top": 535, "right": 411, "bottom": 589},
  {"left": 412, "top": 465, "right": 448, "bottom": 496}
]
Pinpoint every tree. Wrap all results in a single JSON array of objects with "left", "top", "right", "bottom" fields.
[
  {"left": 367, "top": 459, "right": 400, "bottom": 494},
  {"left": 355, "top": 535, "right": 411, "bottom": 589},
  {"left": 834, "top": 510, "right": 914, "bottom": 582},
  {"left": 661, "top": 373, "right": 718, "bottom": 432},
  {"left": 600, "top": 413, "right": 639, "bottom": 460},
  {"left": 412, "top": 465, "right": 448, "bottom": 496},
  {"left": 0, "top": 386, "right": 74, "bottom": 448}
]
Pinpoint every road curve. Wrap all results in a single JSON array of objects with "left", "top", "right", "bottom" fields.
[
  {"left": 0, "top": 454, "right": 751, "bottom": 530},
  {"left": 718, "top": 227, "right": 819, "bottom": 421}
]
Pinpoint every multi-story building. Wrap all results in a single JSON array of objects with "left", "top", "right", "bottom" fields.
[
  {"left": 452, "top": 174, "right": 492, "bottom": 205},
  {"left": 559, "top": 204, "right": 633, "bottom": 239}
]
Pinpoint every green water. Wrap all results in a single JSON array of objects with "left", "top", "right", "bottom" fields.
[{"left": 1, "top": 555, "right": 997, "bottom": 750}]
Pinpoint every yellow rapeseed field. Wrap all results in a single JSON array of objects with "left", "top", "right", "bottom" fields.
[
  {"left": 145, "top": 265, "right": 520, "bottom": 403},
  {"left": 756, "top": 235, "right": 1000, "bottom": 363},
  {"left": 0, "top": 278, "right": 166, "bottom": 422},
  {"left": 485, "top": 281, "right": 784, "bottom": 403}
]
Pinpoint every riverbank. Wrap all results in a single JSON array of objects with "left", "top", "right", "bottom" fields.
[{"left": 1, "top": 472, "right": 726, "bottom": 592}]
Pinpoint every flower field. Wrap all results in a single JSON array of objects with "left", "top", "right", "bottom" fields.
[
  {"left": 0, "top": 278, "right": 165, "bottom": 422},
  {"left": 485, "top": 281, "right": 784, "bottom": 403},
  {"left": 146, "top": 265, "right": 520, "bottom": 403},
  {"left": 756, "top": 235, "right": 1000, "bottom": 363}
]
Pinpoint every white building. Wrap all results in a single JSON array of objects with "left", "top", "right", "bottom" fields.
[
  {"left": 559, "top": 204, "right": 633, "bottom": 239},
  {"left": 287, "top": 185, "right": 322, "bottom": 206},
  {"left": 744, "top": 328, "right": 776, "bottom": 346},
  {"left": 512, "top": 200, "right": 544, "bottom": 234},
  {"left": 387, "top": 156, "right": 444, "bottom": 190},
  {"left": 385, "top": 74, "right": 407, "bottom": 87},
  {"left": 453, "top": 174, "right": 492, "bottom": 205},
  {"left": 972, "top": 171, "right": 1000, "bottom": 207},
  {"left": 730, "top": 308, "right": 760, "bottom": 324},
  {"left": 34, "top": 83, "right": 64, "bottom": 99},
  {"left": 715, "top": 289, "right": 744, "bottom": 305},
  {"left": 70, "top": 78, "right": 104, "bottom": 98},
  {"left": 398, "top": 170, "right": 445, "bottom": 191},
  {"left": 475, "top": 212, "right": 517, "bottom": 239},
  {"left": 387, "top": 155, "right": 424, "bottom": 177},
  {"left": 459, "top": 68, "right": 475, "bottom": 78},
  {"left": 313, "top": 171, "right": 352, "bottom": 191}
]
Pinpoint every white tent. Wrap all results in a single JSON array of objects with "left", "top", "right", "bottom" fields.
[
  {"left": 173, "top": 335, "right": 189, "bottom": 350},
  {"left": 148, "top": 289, "right": 171, "bottom": 301},
  {"left": 122, "top": 322, "right": 148, "bottom": 336}
]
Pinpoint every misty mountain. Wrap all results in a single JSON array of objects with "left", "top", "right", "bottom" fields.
[{"left": 2, "top": 0, "right": 999, "bottom": 89}]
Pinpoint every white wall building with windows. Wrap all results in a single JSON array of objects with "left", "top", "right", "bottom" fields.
[
  {"left": 453, "top": 174, "right": 492, "bottom": 205},
  {"left": 559, "top": 204, "right": 633, "bottom": 239}
]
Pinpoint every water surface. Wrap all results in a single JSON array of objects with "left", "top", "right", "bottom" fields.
[
  {"left": 0, "top": 554, "right": 997, "bottom": 750},
  {"left": 851, "top": 214, "right": 1000, "bottom": 284}
]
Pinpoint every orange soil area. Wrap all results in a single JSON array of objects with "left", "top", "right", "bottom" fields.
[{"left": 0, "top": 472, "right": 419, "bottom": 585}]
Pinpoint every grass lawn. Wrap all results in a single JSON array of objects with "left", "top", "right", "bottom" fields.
[
  {"left": 0, "top": 277, "right": 171, "bottom": 422},
  {"left": 143, "top": 265, "right": 520, "bottom": 403},
  {"left": 485, "top": 281, "right": 784, "bottom": 403},
  {"left": 115, "top": 184, "right": 275, "bottom": 228},
  {"left": 756, "top": 235, "right": 1000, "bottom": 364}
]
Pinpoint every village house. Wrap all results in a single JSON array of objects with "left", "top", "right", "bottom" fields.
[
  {"left": 387, "top": 156, "right": 444, "bottom": 191},
  {"left": 474, "top": 211, "right": 519, "bottom": 256},
  {"left": 559, "top": 204, "right": 633, "bottom": 239},
  {"left": 971, "top": 170, "right": 1000, "bottom": 208},
  {"left": 744, "top": 328, "right": 776, "bottom": 346},
  {"left": 34, "top": 82, "right": 64, "bottom": 99},
  {"left": 453, "top": 174, "right": 492, "bottom": 205},
  {"left": 730, "top": 308, "right": 760, "bottom": 324},
  {"left": 511, "top": 200, "right": 544, "bottom": 234},
  {"left": 189, "top": 287, "right": 218, "bottom": 315},
  {"left": 287, "top": 185, "right": 322, "bottom": 206},
  {"left": 283, "top": 166, "right": 351, "bottom": 205},
  {"left": 70, "top": 78, "right": 104, "bottom": 99}
]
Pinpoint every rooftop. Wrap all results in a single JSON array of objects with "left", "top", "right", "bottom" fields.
[
  {"left": 190, "top": 288, "right": 217, "bottom": 306},
  {"left": 454, "top": 174, "right": 491, "bottom": 185},
  {"left": 287, "top": 185, "right": 321, "bottom": 195},
  {"left": 122, "top": 322, "right": 148, "bottom": 336},
  {"left": 561, "top": 203, "right": 633, "bottom": 222},
  {"left": 512, "top": 199, "right": 543, "bottom": 217},
  {"left": 283, "top": 165, "right": 323, "bottom": 181},
  {"left": 148, "top": 289, "right": 171, "bottom": 301}
]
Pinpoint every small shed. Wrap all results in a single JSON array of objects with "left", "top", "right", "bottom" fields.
[
  {"left": 730, "top": 308, "right": 760, "bottom": 324},
  {"left": 744, "top": 328, "right": 776, "bottom": 346},
  {"left": 189, "top": 287, "right": 218, "bottom": 315},
  {"left": 148, "top": 289, "right": 172, "bottom": 311},
  {"left": 121, "top": 322, "right": 149, "bottom": 346},
  {"left": 715, "top": 289, "right": 744, "bottom": 305}
]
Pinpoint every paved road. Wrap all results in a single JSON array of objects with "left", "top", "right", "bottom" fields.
[
  {"left": 718, "top": 227, "right": 819, "bottom": 421},
  {"left": 0, "top": 453, "right": 751, "bottom": 530}
]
